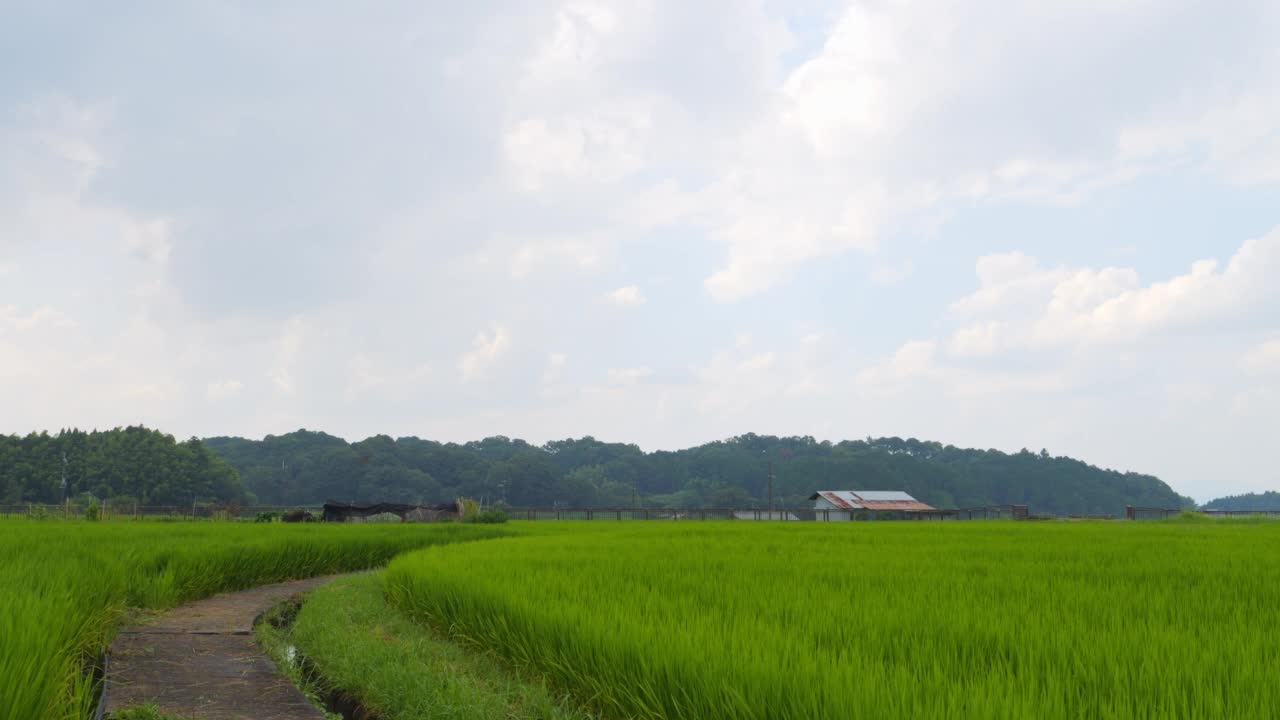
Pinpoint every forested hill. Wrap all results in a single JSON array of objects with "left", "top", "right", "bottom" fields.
[
  {"left": 0, "top": 427, "right": 244, "bottom": 505},
  {"left": 204, "top": 431, "right": 1193, "bottom": 516},
  {"left": 1201, "top": 491, "right": 1280, "bottom": 511}
]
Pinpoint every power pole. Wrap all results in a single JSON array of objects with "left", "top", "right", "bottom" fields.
[{"left": 768, "top": 461, "right": 775, "bottom": 513}]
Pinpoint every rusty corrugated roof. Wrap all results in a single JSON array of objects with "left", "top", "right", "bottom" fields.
[
  {"left": 811, "top": 490, "right": 864, "bottom": 509},
  {"left": 809, "top": 490, "right": 935, "bottom": 512},
  {"left": 857, "top": 499, "right": 936, "bottom": 511}
]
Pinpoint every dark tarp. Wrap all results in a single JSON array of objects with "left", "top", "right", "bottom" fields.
[{"left": 321, "top": 501, "right": 460, "bottom": 522}]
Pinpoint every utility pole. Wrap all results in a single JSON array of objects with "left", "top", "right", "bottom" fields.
[{"left": 768, "top": 461, "right": 775, "bottom": 513}]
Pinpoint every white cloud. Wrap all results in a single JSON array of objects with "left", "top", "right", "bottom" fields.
[
  {"left": 269, "top": 320, "right": 304, "bottom": 395},
  {"left": 459, "top": 326, "right": 512, "bottom": 382},
  {"left": 604, "top": 285, "right": 646, "bottom": 306},
  {"left": 1243, "top": 340, "right": 1280, "bottom": 374},
  {"left": 345, "top": 354, "right": 432, "bottom": 399},
  {"left": 206, "top": 379, "right": 243, "bottom": 401},
  {"left": 0, "top": 305, "right": 75, "bottom": 332},
  {"left": 948, "top": 321, "right": 1007, "bottom": 358},
  {"left": 692, "top": 2, "right": 1280, "bottom": 301},
  {"left": 606, "top": 366, "right": 653, "bottom": 386},
  {"left": 121, "top": 218, "right": 172, "bottom": 265},
  {"left": 856, "top": 341, "right": 941, "bottom": 389},
  {"left": 870, "top": 262, "right": 913, "bottom": 287},
  {"left": 542, "top": 352, "right": 569, "bottom": 386},
  {"left": 504, "top": 100, "right": 657, "bottom": 191},
  {"left": 506, "top": 235, "right": 608, "bottom": 279},
  {"left": 944, "top": 226, "right": 1280, "bottom": 354}
]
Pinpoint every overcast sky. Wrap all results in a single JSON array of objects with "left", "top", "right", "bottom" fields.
[{"left": 3, "top": 1, "right": 1279, "bottom": 501}]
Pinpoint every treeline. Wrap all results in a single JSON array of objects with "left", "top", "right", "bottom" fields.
[
  {"left": 1201, "top": 491, "right": 1280, "bottom": 511},
  {"left": 0, "top": 427, "right": 245, "bottom": 506},
  {"left": 204, "top": 431, "right": 1193, "bottom": 516}
]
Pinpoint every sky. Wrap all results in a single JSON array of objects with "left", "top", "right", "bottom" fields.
[{"left": 2, "top": 1, "right": 1279, "bottom": 502}]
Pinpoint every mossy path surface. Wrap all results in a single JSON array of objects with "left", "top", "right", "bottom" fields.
[{"left": 104, "top": 577, "right": 337, "bottom": 720}]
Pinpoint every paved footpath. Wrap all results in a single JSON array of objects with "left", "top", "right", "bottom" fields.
[{"left": 103, "top": 576, "right": 337, "bottom": 720}]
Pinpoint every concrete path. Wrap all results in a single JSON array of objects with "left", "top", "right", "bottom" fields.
[{"left": 103, "top": 577, "right": 336, "bottom": 720}]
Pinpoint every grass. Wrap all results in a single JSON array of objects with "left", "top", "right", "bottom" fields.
[
  {"left": 385, "top": 521, "right": 1280, "bottom": 719},
  {"left": 109, "top": 705, "right": 188, "bottom": 720},
  {"left": 259, "top": 573, "right": 595, "bottom": 720},
  {"left": 0, "top": 520, "right": 513, "bottom": 720}
]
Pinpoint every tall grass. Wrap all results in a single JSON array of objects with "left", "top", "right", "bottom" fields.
[
  {"left": 0, "top": 520, "right": 511, "bottom": 720},
  {"left": 386, "top": 521, "right": 1280, "bottom": 719}
]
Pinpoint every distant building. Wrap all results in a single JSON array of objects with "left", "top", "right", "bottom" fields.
[
  {"left": 731, "top": 510, "right": 800, "bottom": 521},
  {"left": 809, "top": 490, "right": 934, "bottom": 520}
]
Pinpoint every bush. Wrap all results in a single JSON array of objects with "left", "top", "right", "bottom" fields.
[
  {"left": 255, "top": 511, "right": 282, "bottom": 523},
  {"left": 85, "top": 500, "right": 101, "bottom": 522},
  {"left": 469, "top": 509, "right": 509, "bottom": 524},
  {"left": 456, "top": 497, "right": 481, "bottom": 522},
  {"left": 282, "top": 509, "right": 317, "bottom": 523}
]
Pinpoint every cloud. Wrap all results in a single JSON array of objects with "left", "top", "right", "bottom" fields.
[
  {"left": 506, "top": 235, "right": 609, "bottom": 279},
  {"left": 542, "top": 352, "right": 569, "bottom": 386},
  {"left": 459, "top": 326, "right": 511, "bottom": 382},
  {"left": 606, "top": 367, "right": 653, "bottom": 386},
  {"left": 1243, "top": 340, "right": 1280, "bottom": 374},
  {"left": 0, "top": 305, "right": 75, "bottom": 333},
  {"left": 269, "top": 320, "right": 304, "bottom": 395},
  {"left": 945, "top": 226, "right": 1280, "bottom": 355},
  {"left": 503, "top": 101, "right": 656, "bottom": 191},
  {"left": 604, "top": 285, "right": 647, "bottom": 306},
  {"left": 870, "top": 262, "right": 913, "bottom": 287},
  {"left": 856, "top": 341, "right": 942, "bottom": 389},
  {"left": 206, "top": 379, "right": 243, "bottom": 401},
  {"left": 693, "top": 2, "right": 1280, "bottom": 301}
]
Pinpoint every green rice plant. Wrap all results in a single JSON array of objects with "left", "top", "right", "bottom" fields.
[
  {"left": 0, "top": 520, "right": 513, "bottom": 720},
  {"left": 262, "top": 572, "right": 594, "bottom": 719},
  {"left": 386, "top": 522, "right": 1280, "bottom": 719}
]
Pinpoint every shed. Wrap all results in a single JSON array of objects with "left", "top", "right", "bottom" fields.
[{"left": 809, "top": 490, "right": 934, "bottom": 520}]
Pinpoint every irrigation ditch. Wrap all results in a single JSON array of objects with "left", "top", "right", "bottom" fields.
[{"left": 258, "top": 594, "right": 382, "bottom": 720}]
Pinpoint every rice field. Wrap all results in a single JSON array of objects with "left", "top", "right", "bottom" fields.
[
  {"left": 261, "top": 572, "right": 596, "bottom": 720},
  {"left": 385, "top": 520, "right": 1280, "bottom": 719},
  {"left": 0, "top": 520, "right": 512, "bottom": 720}
]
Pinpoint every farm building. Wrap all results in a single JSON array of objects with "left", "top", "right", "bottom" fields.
[{"left": 809, "top": 490, "right": 935, "bottom": 520}]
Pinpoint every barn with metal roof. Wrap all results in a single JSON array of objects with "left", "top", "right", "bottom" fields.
[{"left": 809, "top": 490, "right": 934, "bottom": 519}]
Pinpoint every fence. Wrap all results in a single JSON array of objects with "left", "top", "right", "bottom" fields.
[
  {"left": 2, "top": 502, "right": 1034, "bottom": 522},
  {"left": 0, "top": 503, "right": 323, "bottom": 521},
  {"left": 1124, "top": 506, "right": 1280, "bottom": 520},
  {"left": 504, "top": 505, "right": 1029, "bottom": 521},
  {"left": 1125, "top": 506, "right": 1180, "bottom": 520}
]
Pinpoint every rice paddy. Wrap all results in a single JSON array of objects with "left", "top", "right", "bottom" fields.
[
  {"left": 384, "top": 520, "right": 1280, "bottom": 719},
  {"left": 0, "top": 520, "right": 511, "bottom": 720},
  {"left": 6, "top": 517, "right": 1280, "bottom": 720},
  {"left": 260, "top": 572, "right": 596, "bottom": 720}
]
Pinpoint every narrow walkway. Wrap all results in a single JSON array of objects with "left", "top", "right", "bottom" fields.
[{"left": 104, "top": 576, "right": 337, "bottom": 720}]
